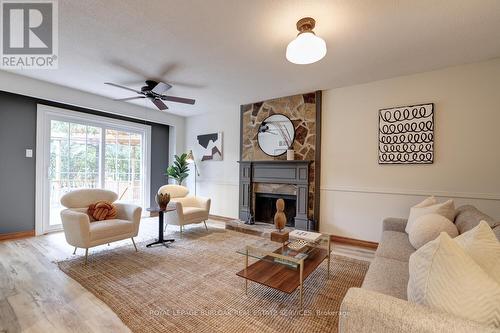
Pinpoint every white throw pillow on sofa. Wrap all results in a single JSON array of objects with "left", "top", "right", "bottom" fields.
[
  {"left": 414, "top": 196, "right": 437, "bottom": 208},
  {"left": 454, "top": 221, "right": 500, "bottom": 284},
  {"left": 404, "top": 196, "right": 436, "bottom": 233},
  {"left": 406, "top": 199, "right": 455, "bottom": 234},
  {"left": 408, "top": 232, "right": 500, "bottom": 328},
  {"left": 408, "top": 214, "right": 458, "bottom": 249}
]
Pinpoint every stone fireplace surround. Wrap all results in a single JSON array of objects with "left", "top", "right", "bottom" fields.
[{"left": 239, "top": 91, "right": 321, "bottom": 230}]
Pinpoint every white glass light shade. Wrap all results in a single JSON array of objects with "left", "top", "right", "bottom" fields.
[{"left": 286, "top": 32, "right": 327, "bottom": 65}]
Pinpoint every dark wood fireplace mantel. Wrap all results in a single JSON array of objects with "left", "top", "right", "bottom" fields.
[{"left": 238, "top": 160, "right": 311, "bottom": 230}]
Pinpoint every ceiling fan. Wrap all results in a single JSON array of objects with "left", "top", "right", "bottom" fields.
[{"left": 105, "top": 80, "right": 196, "bottom": 110}]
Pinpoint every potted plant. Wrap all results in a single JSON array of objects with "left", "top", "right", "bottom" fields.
[{"left": 166, "top": 153, "right": 190, "bottom": 185}]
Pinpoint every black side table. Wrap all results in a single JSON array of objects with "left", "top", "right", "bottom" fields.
[{"left": 146, "top": 207, "right": 176, "bottom": 247}]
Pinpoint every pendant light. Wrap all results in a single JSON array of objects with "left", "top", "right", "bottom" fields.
[{"left": 286, "top": 17, "right": 327, "bottom": 65}]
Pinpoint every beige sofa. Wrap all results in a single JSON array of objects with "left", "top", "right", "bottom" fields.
[
  {"left": 60, "top": 189, "right": 142, "bottom": 264},
  {"left": 339, "top": 205, "right": 500, "bottom": 333},
  {"left": 158, "top": 185, "right": 211, "bottom": 234}
]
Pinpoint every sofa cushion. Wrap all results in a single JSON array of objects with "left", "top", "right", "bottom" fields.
[
  {"left": 406, "top": 199, "right": 455, "bottom": 234},
  {"left": 404, "top": 197, "right": 437, "bottom": 232},
  {"left": 408, "top": 233, "right": 500, "bottom": 328},
  {"left": 89, "top": 219, "right": 135, "bottom": 241},
  {"left": 375, "top": 231, "right": 415, "bottom": 262},
  {"left": 408, "top": 214, "right": 458, "bottom": 249},
  {"left": 454, "top": 205, "right": 498, "bottom": 234},
  {"left": 362, "top": 256, "right": 409, "bottom": 300},
  {"left": 494, "top": 226, "right": 500, "bottom": 242},
  {"left": 382, "top": 217, "right": 408, "bottom": 233},
  {"left": 454, "top": 221, "right": 500, "bottom": 284},
  {"left": 414, "top": 196, "right": 438, "bottom": 208}
]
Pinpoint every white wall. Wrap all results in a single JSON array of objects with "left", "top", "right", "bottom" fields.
[
  {"left": 185, "top": 58, "right": 500, "bottom": 241},
  {"left": 185, "top": 106, "right": 240, "bottom": 218},
  {"left": 320, "top": 58, "right": 500, "bottom": 241},
  {"left": 0, "top": 71, "right": 185, "bottom": 162}
]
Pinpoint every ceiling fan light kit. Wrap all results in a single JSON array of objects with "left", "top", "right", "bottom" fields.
[{"left": 286, "top": 17, "right": 327, "bottom": 65}]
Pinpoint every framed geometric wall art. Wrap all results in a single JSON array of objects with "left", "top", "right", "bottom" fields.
[
  {"left": 378, "top": 103, "right": 434, "bottom": 164},
  {"left": 196, "top": 132, "right": 223, "bottom": 161}
]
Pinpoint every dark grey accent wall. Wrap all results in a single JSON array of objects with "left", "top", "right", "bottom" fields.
[
  {"left": 150, "top": 124, "right": 169, "bottom": 205},
  {"left": 0, "top": 91, "right": 169, "bottom": 234},
  {"left": 0, "top": 93, "right": 37, "bottom": 234}
]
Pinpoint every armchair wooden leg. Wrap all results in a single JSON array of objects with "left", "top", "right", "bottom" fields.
[
  {"left": 179, "top": 225, "right": 183, "bottom": 238},
  {"left": 84, "top": 248, "right": 89, "bottom": 265},
  {"left": 73, "top": 247, "right": 77, "bottom": 255},
  {"left": 204, "top": 221, "right": 208, "bottom": 230},
  {"left": 131, "top": 238, "right": 138, "bottom": 252},
  {"left": 164, "top": 223, "right": 168, "bottom": 233}
]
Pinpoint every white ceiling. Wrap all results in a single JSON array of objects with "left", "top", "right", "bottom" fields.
[{"left": 4, "top": 0, "right": 500, "bottom": 117}]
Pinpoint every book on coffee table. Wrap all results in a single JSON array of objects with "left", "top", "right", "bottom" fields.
[{"left": 289, "top": 230, "right": 322, "bottom": 243}]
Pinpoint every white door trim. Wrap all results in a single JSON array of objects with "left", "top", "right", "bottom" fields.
[{"left": 35, "top": 104, "right": 151, "bottom": 235}]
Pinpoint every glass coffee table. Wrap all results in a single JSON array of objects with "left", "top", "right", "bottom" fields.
[{"left": 236, "top": 233, "right": 332, "bottom": 308}]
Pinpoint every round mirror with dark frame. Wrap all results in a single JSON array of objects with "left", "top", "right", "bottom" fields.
[{"left": 257, "top": 114, "right": 295, "bottom": 157}]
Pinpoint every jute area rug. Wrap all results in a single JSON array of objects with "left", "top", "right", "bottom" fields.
[{"left": 58, "top": 227, "right": 369, "bottom": 333}]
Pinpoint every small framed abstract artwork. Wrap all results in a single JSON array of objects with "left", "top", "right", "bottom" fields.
[
  {"left": 378, "top": 103, "right": 434, "bottom": 164},
  {"left": 196, "top": 132, "right": 223, "bottom": 161}
]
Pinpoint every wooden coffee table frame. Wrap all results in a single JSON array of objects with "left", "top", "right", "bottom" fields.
[{"left": 236, "top": 238, "right": 331, "bottom": 308}]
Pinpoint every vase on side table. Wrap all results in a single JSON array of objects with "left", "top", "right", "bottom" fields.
[{"left": 155, "top": 192, "right": 171, "bottom": 211}]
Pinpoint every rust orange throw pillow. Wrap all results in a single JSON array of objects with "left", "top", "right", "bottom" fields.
[{"left": 88, "top": 201, "right": 117, "bottom": 221}]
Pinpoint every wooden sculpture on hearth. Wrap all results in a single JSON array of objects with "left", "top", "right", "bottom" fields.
[{"left": 274, "top": 198, "right": 287, "bottom": 232}]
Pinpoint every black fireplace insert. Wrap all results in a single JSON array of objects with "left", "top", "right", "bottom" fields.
[{"left": 254, "top": 193, "right": 296, "bottom": 227}]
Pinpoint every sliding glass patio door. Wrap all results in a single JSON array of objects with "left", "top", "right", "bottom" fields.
[
  {"left": 37, "top": 105, "right": 151, "bottom": 234},
  {"left": 104, "top": 129, "right": 144, "bottom": 206},
  {"left": 48, "top": 120, "right": 101, "bottom": 230}
]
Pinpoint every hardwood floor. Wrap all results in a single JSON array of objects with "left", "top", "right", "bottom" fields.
[{"left": 0, "top": 218, "right": 374, "bottom": 333}]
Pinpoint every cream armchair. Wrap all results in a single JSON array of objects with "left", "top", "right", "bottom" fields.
[
  {"left": 158, "top": 185, "right": 211, "bottom": 234},
  {"left": 60, "top": 189, "right": 142, "bottom": 264}
]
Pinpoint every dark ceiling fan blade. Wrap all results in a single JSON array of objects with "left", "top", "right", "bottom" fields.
[
  {"left": 113, "top": 96, "right": 146, "bottom": 101},
  {"left": 109, "top": 59, "right": 150, "bottom": 79},
  {"left": 151, "top": 99, "right": 168, "bottom": 110},
  {"left": 110, "top": 59, "right": 176, "bottom": 85},
  {"left": 167, "top": 80, "right": 205, "bottom": 89},
  {"left": 151, "top": 81, "right": 172, "bottom": 95},
  {"left": 105, "top": 82, "right": 142, "bottom": 94},
  {"left": 121, "top": 80, "right": 148, "bottom": 86},
  {"left": 158, "top": 63, "right": 179, "bottom": 78},
  {"left": 162, "top": 95, "right": 196, "bottom": 105}
]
